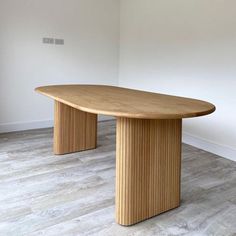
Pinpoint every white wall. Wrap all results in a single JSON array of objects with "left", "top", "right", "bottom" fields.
[
  {"left": 119, "top": 0, "right": 236, "bottom": 161},
  {"left": 0, "top": 0, "right": 120, "bottom": 132},
  {"left": 1, "top": 0, "right": 235, "bottom": 161}
]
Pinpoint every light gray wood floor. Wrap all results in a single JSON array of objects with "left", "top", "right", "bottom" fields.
[{"left": 0, "top": 120, "right": 235, "bottom": 236}]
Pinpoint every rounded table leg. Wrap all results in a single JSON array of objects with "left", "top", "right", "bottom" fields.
[
  {"left": 116, "top": 118, "right": 182, "bottom": 226},
  {"left": 54, "top": 101, "right": 97, "bottom": 155}
]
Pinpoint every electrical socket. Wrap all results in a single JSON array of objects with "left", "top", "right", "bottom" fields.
[
  {"left": 43, "top": 38, "right": 54, "bottom": 44},
  {"left": 55, "top": 39, "right": 64, "bottom": 45}
]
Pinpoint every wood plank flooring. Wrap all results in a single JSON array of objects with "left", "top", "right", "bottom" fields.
[{"left": 0, "top": 120, "right": 235, "bottom": 236}]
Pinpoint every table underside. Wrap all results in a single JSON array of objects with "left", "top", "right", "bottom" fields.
[{"left": 54, "top": 101, "right": 182, "bottom": 226}]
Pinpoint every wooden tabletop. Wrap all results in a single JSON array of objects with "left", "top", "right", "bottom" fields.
[{"left": 35, "top": 85, "right": 215, "bottom": 119}]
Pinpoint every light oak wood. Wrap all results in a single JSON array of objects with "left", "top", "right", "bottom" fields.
[
  {"left": 54, "top": 101, "right": 97, "bottom": 155},
  {"left": 36, "top": 85, "right": 215, "bottom": 119},
  {"left": 116, "top": 118, "right": 182, "bottom": 226},
  {"left": 35, "top": 84, "right": 216, "bottom": 226}
]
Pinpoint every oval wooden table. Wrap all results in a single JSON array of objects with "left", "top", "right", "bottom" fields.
[{"left": 35, "top": 85, "right": 215, "bottom": 226}]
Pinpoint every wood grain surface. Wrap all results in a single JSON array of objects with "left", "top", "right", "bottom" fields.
[
  {"left": 35, "top": 84, "right": 216, "bottom": 226},
  {"left": 54, "top": 101, "right": 97, "bottom": 155},
  {"left": 35, "top": 85, "right": 215, "bottom": 119},
  {"left": 0, "top": 121, "right": 236, "bottom": 235},
  {"left": 116, "top": 118, "right": 182, "bottom": 225}
]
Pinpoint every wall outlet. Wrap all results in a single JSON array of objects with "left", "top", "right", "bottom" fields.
[
  {"left": 55, "top": 39, "right": 64, "bottom": 45},
  {"left": 43, "top": 38, "right": 54, "bottom": 44}
]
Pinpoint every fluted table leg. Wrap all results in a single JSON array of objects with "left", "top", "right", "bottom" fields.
[
  {"left": 116, "top": 118, "right": 182, "bottom": 226},
  {"left": 54, "top": 101, "right": 97, "bottom": 155}
]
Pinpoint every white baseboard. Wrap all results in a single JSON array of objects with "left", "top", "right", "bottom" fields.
[
  {"left": 0, "top": 115, "right": 114, "bottom": 134},
  {"left": 1, "top": 119, "right": 234, "bottom": 162},
  {"left": 0, "top": 120, "right": 54, "bottom": 133},
  {"left": 183, "top": 132, "right": 236, "bottom": 162}
]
